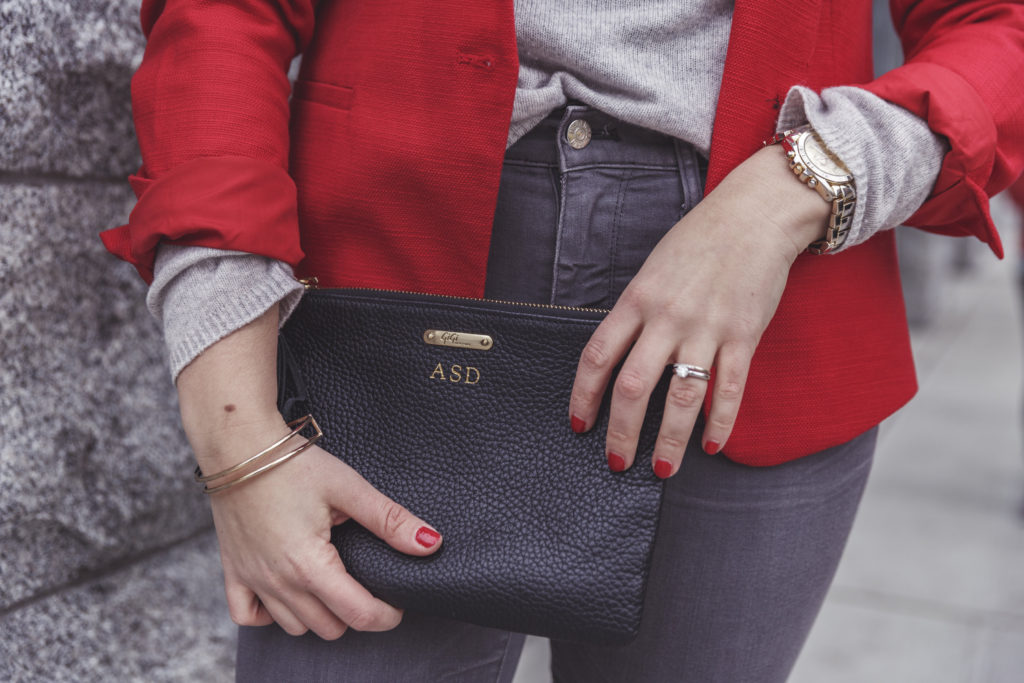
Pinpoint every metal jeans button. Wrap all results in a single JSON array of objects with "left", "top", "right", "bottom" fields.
[{"left": 566, "top": 119, "right": 592, "bottom": 149}]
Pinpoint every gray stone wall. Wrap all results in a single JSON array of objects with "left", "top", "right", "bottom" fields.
[{"left": 0, "top": 2, "right": 235, "bottom": 680}]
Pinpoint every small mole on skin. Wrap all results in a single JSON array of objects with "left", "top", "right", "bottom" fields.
[{"left": 224, "top": 404, "right": 236, "bottom": 413}]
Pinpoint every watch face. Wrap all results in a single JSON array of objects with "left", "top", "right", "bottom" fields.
[{"left": 798, "top": 133, "right": 853, "bottom": 183}]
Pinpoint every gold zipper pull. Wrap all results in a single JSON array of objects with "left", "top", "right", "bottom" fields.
[{"left": 299, "top": 276, "right": 319, "bottom": 290}]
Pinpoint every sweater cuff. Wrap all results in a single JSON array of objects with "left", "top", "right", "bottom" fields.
[
  {"left": 777, "top": 85, "right": 947, "bottom": 252},
  {"left": 147, "top": 243, "right": 305, "bottom": 384}
]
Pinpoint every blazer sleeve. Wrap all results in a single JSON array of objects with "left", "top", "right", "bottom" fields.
[
  {"left": 99, "top": 0, "right": 320, "bottom": 283},
  {"left": 859, "top": 0, "right": 1024, "bottom": 257}
]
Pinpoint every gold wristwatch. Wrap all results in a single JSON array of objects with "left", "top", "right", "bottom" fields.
[{"left": 764, "top": 125, "right": 856, "bottom": 254}]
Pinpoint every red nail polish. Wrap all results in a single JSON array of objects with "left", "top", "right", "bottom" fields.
[
  {"left": 703, "top": 440, "right": 721, "bottom": 455},
  {"left": 571, "top": 415, "right": 586, "bottom": 434},
  {"left": 415, "top": 527, "right": 440, "bottom": 548},
  {"left": 607, "top": 452, "right": 626, "bottom": 472},
  {"left": 654, "top": 458, "right": 673, "bottom": 479}
]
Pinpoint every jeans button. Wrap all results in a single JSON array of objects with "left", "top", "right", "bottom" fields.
[{"left": 566, "top": 119, "right": 592, "bottom": 149}]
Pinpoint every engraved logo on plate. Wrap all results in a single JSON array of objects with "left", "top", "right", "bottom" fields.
[{"left": 423, "top": 330, "right": 493, "bottom": 350}]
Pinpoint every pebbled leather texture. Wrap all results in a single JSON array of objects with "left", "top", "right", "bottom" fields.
[{"left": 277, "top": 289, "right": 667, "bottom": 644}]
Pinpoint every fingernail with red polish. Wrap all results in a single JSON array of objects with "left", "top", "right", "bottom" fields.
[
  {"left": 571, "top": 415, "right": 586, "bottom": 434},
  {"left": 703, "top": 440, "right": 721, "bottom": 455},
  {"left": 415, "top": 527, "right": 440, "bottom": 548},
  {"left": 607, "top": 452, "right": 626, "bottom": 472},
  {"left": 654, "top": 458, "right": 673, "bottom": 479}
]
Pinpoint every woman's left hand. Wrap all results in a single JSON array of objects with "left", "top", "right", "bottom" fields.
[{"left": 568, "top": 144, "right": 831, "bottom": 476}]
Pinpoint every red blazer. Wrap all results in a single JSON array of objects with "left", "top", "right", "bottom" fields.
[{"left": 101, "top": 0, "right": 1024, "bottom": 466}]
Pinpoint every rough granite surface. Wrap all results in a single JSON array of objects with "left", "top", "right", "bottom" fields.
[
  {"left": 0, "top": 1, "right": 243, "bottom": 679},
  {"left": 0, "top": 533, "right": 236, "bottom": 683},
  {"left": 0, "top": 183, "right": 211, "bottom": 609},
  {"left": 0, "top": 0, "right": 144, "bottom": 177}
]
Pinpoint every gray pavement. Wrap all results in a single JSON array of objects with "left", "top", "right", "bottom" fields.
[
  {"left": 790, "top": 196, "right": 1024, "bottom": 683},
  {"left": 513, "top": 194, "right": 1024, "bottom": 682}
]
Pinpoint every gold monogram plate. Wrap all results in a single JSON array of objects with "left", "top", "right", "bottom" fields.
[{"left": 423, "top": 330, "right": 493, "bottom": 350}]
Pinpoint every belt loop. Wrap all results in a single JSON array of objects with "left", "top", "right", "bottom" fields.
[{"left": 673, "top": 139, "right": 707, "bottom": 213}]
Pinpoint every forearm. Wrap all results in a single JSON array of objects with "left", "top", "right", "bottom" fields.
[{"left": 175, "top": 303, "right": 290, "bottom": 473}]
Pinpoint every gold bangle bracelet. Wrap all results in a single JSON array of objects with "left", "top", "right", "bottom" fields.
[
  {"left": 202, "top": 418, "right": 323, "bottom": 495},
  {"left": 193, "top": 414, "right": 314, "bottom": 484}
]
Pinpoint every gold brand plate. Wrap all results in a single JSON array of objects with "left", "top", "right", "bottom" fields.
[{"left": 423, "top": 330, "right": 493, "bottom": 350}]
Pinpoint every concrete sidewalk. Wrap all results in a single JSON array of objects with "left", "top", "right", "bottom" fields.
[
  {"left": 513, "top": 195, "right": 1024, "bottom": 683},
  {"left": 790, "top": 198, "right": 1024, "bottom": 683}
]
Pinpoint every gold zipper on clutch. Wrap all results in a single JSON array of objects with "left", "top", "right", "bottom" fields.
[{"left": 297, "top": 277, "right": 610, "bottom": 313}]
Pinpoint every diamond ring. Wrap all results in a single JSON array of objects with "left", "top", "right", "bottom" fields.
[{"left": 672, "top": 363, "right": 711, "bottom": 381}]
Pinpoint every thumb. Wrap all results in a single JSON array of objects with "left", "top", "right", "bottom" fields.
[{"left": 332, "top": 466, "right": 443, "bottom": 557}]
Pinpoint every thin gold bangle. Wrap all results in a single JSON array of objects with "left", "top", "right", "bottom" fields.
[
  {"left": 193, "top": 414, "right": 314, "bottom": 484},
  {"left": 202, "top": 418, "right": 323, "bottom": 495}
]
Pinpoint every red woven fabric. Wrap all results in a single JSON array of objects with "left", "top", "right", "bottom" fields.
[
  {"left": 101, "top": 157, "right": 303, "bottom": 282},
  {"left": 101, "top": 0, "right": 320, "bottom": 283},
  {"left": 286, "top": 0, "right": 520, "bottom": 298},
  {"left": 860, "top": 0, "right": 1024, "bottom": 256},
  {"left": 100, "top": 0, "right": 1024, "bottom": 465}
]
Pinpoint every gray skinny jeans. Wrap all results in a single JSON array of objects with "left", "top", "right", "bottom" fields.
[{"left": 236, "top": 106, "right": 877, "bottom": 683}]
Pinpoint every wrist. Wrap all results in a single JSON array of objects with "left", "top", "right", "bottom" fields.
[
  {"left": 737, "top": 146, "right": 832, "bottom": 261},
  {"left": 182, "top": 409, "right": 291, "bottom": 473},
  {"left": 174, "top": 304, "right": 289, "bottom": 469}
]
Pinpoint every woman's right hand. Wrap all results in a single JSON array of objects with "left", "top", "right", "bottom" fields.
[
  {"left": 175, "top": 302, "right": 441, "bottom": 640},
  {"left": 208, "top": 433, "right": 442, "bottom": 640}
]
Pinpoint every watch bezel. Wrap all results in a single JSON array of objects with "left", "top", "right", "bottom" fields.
[{"left": 794, "top": 131, "right": 853, "bottom": 185}]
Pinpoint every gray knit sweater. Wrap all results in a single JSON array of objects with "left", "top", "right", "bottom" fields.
[{"left": 147, "top": 1, "right": 945, "bottom": 383}]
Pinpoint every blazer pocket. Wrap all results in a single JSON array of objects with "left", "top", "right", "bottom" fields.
[{"left": 292, "top": 79, "right": 355, "bottom": 111}]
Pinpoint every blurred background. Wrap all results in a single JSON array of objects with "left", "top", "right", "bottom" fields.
[{"left": 2, "top": 2, "right": 1022, "bottom": 681}]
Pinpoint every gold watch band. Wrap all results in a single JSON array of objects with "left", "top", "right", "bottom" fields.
[{"left": 813, "top": 182, "right": 856, "bottom": 255}]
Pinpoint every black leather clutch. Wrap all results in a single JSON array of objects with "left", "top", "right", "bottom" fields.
[{"left": 276, "top": 287, "right": 667, "bottom": 644}]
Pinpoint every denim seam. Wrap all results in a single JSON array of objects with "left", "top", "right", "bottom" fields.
[
  {"left": 550, "top": 106, "right": 580, "bottom": 306},
  {"left": 493, "top": 631, "right": 515, "bottom": 683},
  {"left": 548, "top": 165, "right": 561, "bottom": 213},
  {"left": 561, "top": 162, "right": 678, "bottom": 173},
  {"left": 550, "top": 169, "right": 570, "bottom": 306},
  {"left": 609, "top": 170, "right": 633, "bottom": 305},
  {"left": 673, "top": 138, "right": 706, "bottom": 210}
]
